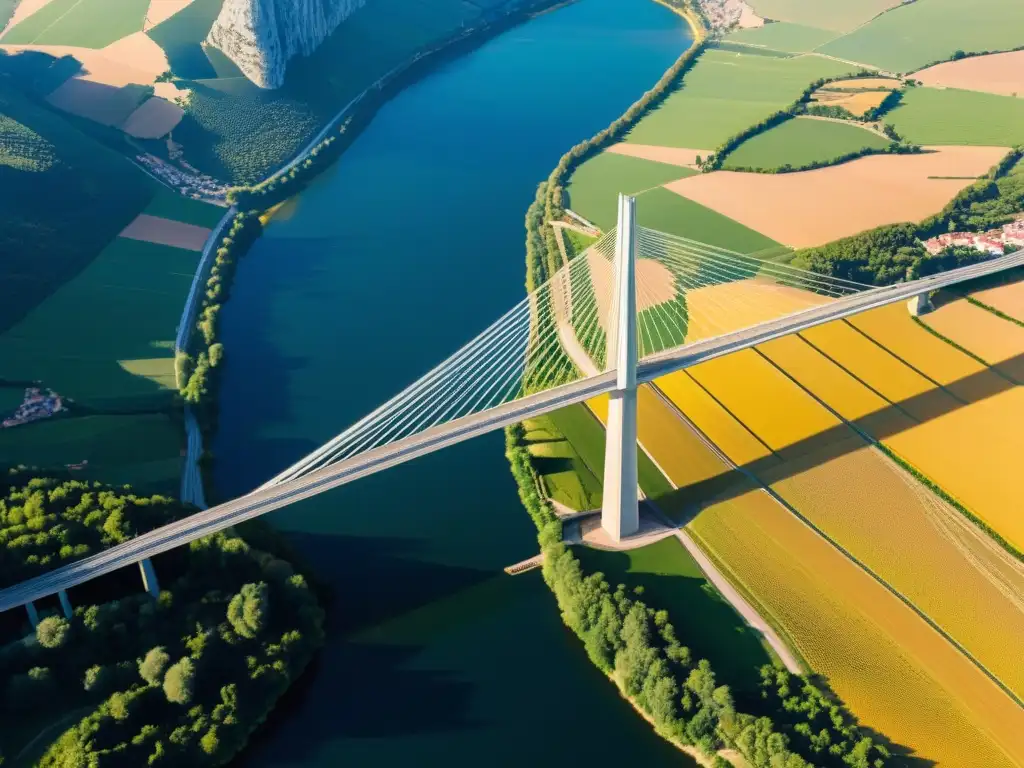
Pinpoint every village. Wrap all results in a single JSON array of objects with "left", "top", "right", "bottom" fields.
[
  {"left": 923, "top": 217, "right": 1024, "bottom": 256},
  {"left": 1, "top": 387, "right": 65, "bottom": 428}
]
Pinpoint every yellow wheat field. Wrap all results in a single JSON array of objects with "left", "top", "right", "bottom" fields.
[
  {"left": 923, "top": 297, "right": 1024, "bottom": 383},
  {"left": 811, "top": 90, "right": 889, "bottom": 116},
  {"left": 689, "top": 488, "right": 1024, "bottom": 768},
  {"left": 971, "top": 278, "right": 1024, "bottom": 323},
  {"left": 822, "top": 77, "right": 901, "bottom": 91},
  {"left": 682, "top": 278, "right": 830, "bottom": 343}
]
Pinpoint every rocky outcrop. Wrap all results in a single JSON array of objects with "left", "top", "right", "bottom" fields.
[{"left": 206, "top": 0, "right": 366, "bottom": 89}]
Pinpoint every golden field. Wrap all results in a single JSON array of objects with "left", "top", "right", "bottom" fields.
[
  {"left": 972, "top": 277, "right": 1024, "bottom": 323},
  {"left": 688, "top": 487, "right": 1024, "bottom": 768},
  {"left": 923, "top": 296, "right": 1024, "bottom": 382}
]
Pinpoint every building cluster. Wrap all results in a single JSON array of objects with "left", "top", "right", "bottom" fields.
[
  {"left": 923, "top": 219, "right": 1024, "bottom": 257},
  {"left": 136, "top": 153, "right": 231, "bottom": 206},
  {"left": 2, "top": 388, "right": 64, "bottom": 428}
]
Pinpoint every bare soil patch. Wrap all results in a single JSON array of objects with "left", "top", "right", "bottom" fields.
[
  {"left": 664, "top": 145, "right": 1010, "bottom": 248},
  {"left": 143, "top": 0, "right": 193, "bottom": 30},
  {"left": 46, "top": 77, "right": 141, "bottom": 126},
  {"left": 121, "top": 96, "right": 183, "bottom": 138},
  {"left": 0, "top": 41, "right": 160, "bottom": 85},
  {"left": 100, "top": 31, "right": 168, "bottom": 76},
  {"left": 606, "top": 142, "right": 709, "bottom": 168},
  {"left": 1, "top": 0, "right": 57, "bottom": 37},
  {"left": 119, "top": 214, "right": 211, "bottom": 251},
  {"left": 915, "top": 51, "right": 1024, "bottom": 98}
]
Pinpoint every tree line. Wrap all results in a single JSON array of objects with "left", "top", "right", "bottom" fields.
[
  {"left": 723, "top": 141, "right": 921, "bottom": 176},
  {"left": 0, "top": 473, "right": 324, "bottom": 767},
  {"left": 504, "top": 426, "right": 892, "bottom": 767}
]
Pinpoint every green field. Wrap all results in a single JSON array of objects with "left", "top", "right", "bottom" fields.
[
  {"left": 0, "top": 82, "right": 155, "bottom": 333},
  {"left": 746, "top": 0, "right": 901, "bottom": 32},
  {"left": 144, "top": 186, "right": 225, "bottom": 227},
  {"left": 524, "top": 414, "right": 602, "bottom": 511},
  {"left": 887, "top": 86, "right": 1024, "bottom": 146},
  {"left": 624, "top": 49, "right": 853, "bottom": 150},
  {"left": 566, "top": 152, "right": 694, "bottom": 229},
  {"left": 0, "top": 237, "right": 198, "bottom": 409},
  {"left": 575, "top": 536, "right": 774, "bottom": 697},
  {"left": 818, "top": 0, "right": 1024, "bottom": 73},
  {"left": 146, "top": 0, "right": 226, "bottom": 79},
  {"left": 0, "top": 0, "right": 149, "bottom": 46},
  {"left": 725, "top": 22, "right": 839, "bottom": 53},
  {"left": 723, "top": 116, "right": 892, "bottom": 171},
  {"left": 0, "top": 413, "right": 182, "bottom": 494},
  {"left": 562, "top": 228, "right": 598, "bottom": 259}
]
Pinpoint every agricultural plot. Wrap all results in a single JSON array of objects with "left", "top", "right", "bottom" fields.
[
  {"left": 886, "top": 86, "right": 1024, "bottom": 146},
  {"left": 523, "top": 413, "right": 602, "bottom": 512},
  {"left": 0, "top": 413, "right": 182, "bottom": 494},
  {"left": 566, "top": 152, "right": 694, "bottom": 230},
  {"left": 818, "top": 0, "right": 1024, "bottom": 74},
  {"left": 0, "top": 237, "right": 199, "bottom": 409},
  {"left": 622, "top": 49, "right": 852, "bottom": 151},
  {"left": 688, "top": 486, "right": 1024, "bottom": 768},
  {"left": 724, "top": 22, "right": 838, "bottom": 54},
  {"left": 722, "top": 116, "right": 891, "bottom": 171},
  {"left": 0, "top": 0, "right": 149, "bottom": 47},
  {"left": 971, "top": 275, "right": 1024, "bottom": 323},
  {"left": 575, "top": 536, "right": 774, "bottom": 698},
  {"left": 744, "top": 0, "right": 901, "bottom": 32},
  {"left": 145, "top": 0, "right": 223, "bottom": 78},
  {"left": 144, "top": 185, "right": 225, "bottom": 227},
  {"left": 915, "top": 50, "right": 1024, "bottom": 98},
  {"left": 663, "top": 145, "right": 1009, "bottom": 248},
  {"left": 922, "top": 296, "right": 1024, "bottom": 382}
]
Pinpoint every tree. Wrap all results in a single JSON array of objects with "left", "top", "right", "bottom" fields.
[
  {"left": 227, "top": 582, "right": 269, "bottom": 639},
  {"left": 139, "top": 647, "right": 171, "bottom": 685},
  {"left": 163, "top": 658, "right": 195, "bottom": 705},
  {"left": 83, "top": 664, "right": 112, "bottom": 695},
  {"left": 36, "top": 615, "right": 70, "bottom": 649}
]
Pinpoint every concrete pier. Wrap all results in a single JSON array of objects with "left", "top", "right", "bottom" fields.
[
  {"left": 601, "top": 195, "right": 640, "bottom": 542},
  {"left": 25, "top": 601, "right": 39, "bottom": 629},
  {"left": 139, "top": 558, "right": 160, "bottom": 598},
  {"left": 58, "top": 589, "right": 72, "bottom": 619},
  {"left": 907, "top": 292, "right": 933, "bottom": 316}
]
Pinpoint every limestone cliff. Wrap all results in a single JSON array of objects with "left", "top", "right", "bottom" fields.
[{"left": 206, "top": 0, "right": 366, "bottom": 89}]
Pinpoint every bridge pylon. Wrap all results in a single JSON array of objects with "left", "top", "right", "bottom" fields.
[{"left": 601, "top": 194, "right": 640, "bottom": 542}]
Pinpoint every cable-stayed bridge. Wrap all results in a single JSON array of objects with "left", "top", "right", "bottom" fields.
[{"left": 2, "top": 195, "right": 1022, "bottom": 614}]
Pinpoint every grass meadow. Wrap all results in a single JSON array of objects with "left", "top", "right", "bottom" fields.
[
  {"left": 146, "top": 0, "right": 227, "bottom": 79},
  {"left": 0, "top": 0, "right": 149, "bottom": 46},
  {"left": 818, "top": 0, "right": 1024, "bottom": 73},
  {"left": 746, "top": 0, "right": 901, "bottom": 32},
  {"left": 575, "top": 536, "right": 776, "bottom": 700},
  {"left": 524, "top": 413, "right": 603, "bottom": 512},
  {"left": 887, "top": 86, "right": 1024, "bottom": 146},
  {"left": 724, "top": 22, "right": 839, "bottom": 53},
  {"left": 144, "top": 186, "right": 225, "bottom": 227},
  {"left": 723, "top": 116, "right": 891, "bottom": 171},
  {"left": 623, "top": 49, "right": 852, "bottom": 150}
]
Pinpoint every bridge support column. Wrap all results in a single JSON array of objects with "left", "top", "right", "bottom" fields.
[
  {"left": 139, "top": 558, "right": 160, "bottom": 598},
  {"left": 601, "top": 195, "right": 640, "bottom": 543},
  {"left": 25, "top": 601, "right": 39, "bottom": 629},
  {"left": 907, "top": 292, "right": 933, "bottom": 317},
  {"left": 57, "top": 589, "right": 72, "bottom": 619}
]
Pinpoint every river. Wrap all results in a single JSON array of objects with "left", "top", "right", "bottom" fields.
[{"left": 213, "top": 0, "right": 694, "bottom": 764}]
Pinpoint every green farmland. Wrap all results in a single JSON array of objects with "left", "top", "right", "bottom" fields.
[
  {"left": 0, "top": 0, "right": 149, "bottom": 46},
  {"left": 566, "top": 152, "right": 694, "bottom": 229},
  {"left": 575, "top": 536, "right": 775, "bottom": 698},
  {"left": 746, "top": 0, "right": 902, "bottom": 32},
  {"left": 144, "top": 186, "right": 227, "bottom": 227},
  {"left": 887, "top": 86, "right": 1024, "bottom": 146},
  {"left": 524, "top": 413, "right": 602, "bottom": 511},
  {"left": 623, "top": 49, "right": 853, "bottom": 151},
  {"left": 146, "top": 0, "right": 230, "bottom": 79},
  {"left": 725, "top": 22, "right": 839, "bottom": 53},
  {"left": 723, "top": 116, "right": 892, "bottom": 171},
  {"left": 818, "top": 0, "right": 1024, "bottom": 73}
]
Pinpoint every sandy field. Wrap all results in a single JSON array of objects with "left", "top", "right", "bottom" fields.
[
  {"left": 605, "top": 142, "right": 708, "bottom": 168},
  {"left": 47, "top": 77, "right": 142, "bottom": 126},
  {"left": 119, "top": 214, "right": 211, "bottom": 251},
  {"left": 100, "top": 32, "right": 168, "bottom": 76},
  {"left": 812, "top": 90, "right": 889, "bottom": 116},
  {"left": 143, "top": 0, "right": 193, "bottom": 30},
  {"left": 915, "top": 51, "right": 1024, "bottom": 98},
  {"left": 121, "top": 96, "right": 183, "bottom": 138},
  {"left": 972, "top": 278, "right": 1024, "bottom": 322},
  {"left": 0, "top": 0, "right": 56, "bottom": 37},
  {"left": 0, "top": 37, "right": 165, "bottom": 86},
  {"left": 664, "top": 145, "right": 1010, "bottom": 248}
]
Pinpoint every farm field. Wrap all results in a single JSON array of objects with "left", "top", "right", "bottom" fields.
[
  {"left": 887, "top": 86, "right": 1024, "bottom": 146},
  {"left": 575, "top": 536, "right": 775, "bottom": 698},
  {"left": 818, "top": 0, "right": 1024, "bottom": 74},
  {"left": 605, "top": 142, "right": 705, "bottom": 168},
  {"left": 0, "top": 0, "right": 149, "bottom": 47},
  {"left": 914, "top": 50, "right": 1024, "bottom": 98},
  {"left": 809, "top": 88, "right": 890, "bottom": 117},
  {"left": 724, "top": 22, "right": 838, "bottom": 54},
  {"left": 971, "top": 276, "right": 1024, "bottom": 323},
  {"left": 143, "top": 186, "right": 226, "bottom": 227},
  {"left": 663, "top": 145, "right": 1009, "bottom": 248},
  {"left": 688, "top": 486, "right": 1024, "bottom": 768},
  {"left": 523, "top": 412, "right": 603, "bottom": 512},
  {"left": 622, "top": 49, "right": 852, "bottom": 151},
  {"left": 722, "top": 116, "right": 891, "bottom": 171},
  {"left": 566, "top": 152, "right": 693, "bottom": 228},
  {"left": 922, "top": 296, "right": 1024, "bottom": 382},
  {"left": 744, "top": 0, "right": 901, "bottom": 32}
]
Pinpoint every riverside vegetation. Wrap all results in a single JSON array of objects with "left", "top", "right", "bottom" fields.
[{"left": 0, "top": 473, "right": 325, "bottom": 766}]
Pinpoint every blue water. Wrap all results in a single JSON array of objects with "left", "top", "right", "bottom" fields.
[{"left": 214, "top": 0, "right": 694, "bottom": 764}]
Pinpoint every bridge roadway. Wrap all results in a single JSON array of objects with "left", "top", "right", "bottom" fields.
[{"left": 1, "top": 250, "right": 1021, "bottom": 612}]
